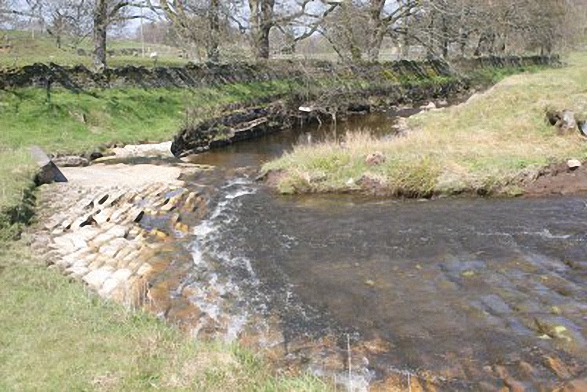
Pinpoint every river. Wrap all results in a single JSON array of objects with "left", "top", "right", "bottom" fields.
[{"left": 169, "top": 110, "right": 587, "bottom": 390}]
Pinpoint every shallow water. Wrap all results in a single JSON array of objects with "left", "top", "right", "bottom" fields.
[{"left": 177, "top": 109, "right": 587, "bottom": 390}]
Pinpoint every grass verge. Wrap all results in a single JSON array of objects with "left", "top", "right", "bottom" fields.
[
  {"left": 0, "top": 241, "right": 328, "bottom": 391},
  {"left": 263, "top": 54, "right": 587, "bottom": 196}
]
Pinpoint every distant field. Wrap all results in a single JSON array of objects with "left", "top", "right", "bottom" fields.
[
  {"left": 0, "top": 29, "right": 416, "bottom": 68},
  {"left": 0, "top": 30, "right": 188, "bottom": 68}
]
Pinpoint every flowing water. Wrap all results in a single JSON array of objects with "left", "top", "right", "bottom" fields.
[{"left": 173, "top": 111, "right": 587, "bottom": 390}]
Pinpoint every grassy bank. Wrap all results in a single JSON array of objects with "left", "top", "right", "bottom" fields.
[
  {"left": 0, "top": 80, "right": 293, "bottom": 230},
  {"left": 0, "top": 242, "right": 327, "bottom": 391},
  {"left": 264, "top": 54, "right": 587, "bottom": 196}
]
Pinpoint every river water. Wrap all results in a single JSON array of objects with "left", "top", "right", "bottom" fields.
[{"left": 177, "top": 111, "right": 587, "bottom": 390}]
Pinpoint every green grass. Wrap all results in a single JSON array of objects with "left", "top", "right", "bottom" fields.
[
  {"left": 0, "top": 81, "right": 293, "bottom": 153},
  {"left": 264, "top": 54, "right": 587, "bottom": 196},
  {"left": 0, "top": 80, "right": 293, "bottom": 229},
  {"left": 0, "top": 242, "right": 329, "bottom": 391},
  {"left": 0, "top": 148, "right": 35, "bottom": 240}
]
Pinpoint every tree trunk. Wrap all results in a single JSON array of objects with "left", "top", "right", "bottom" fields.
[
  {"left": 368, "top": 29, "right": 385, "bottom": 62},
  {"left": 254, "top": 26, "right": 271, "bottom": 59},
  {"left": 93, "top": 0, "right": 108, "bottom": 70},
  {"left": 207, "top": 0, "right": 220, "bottom": 62},
  {"left": 441, "top": 15, "right": 449, "bottom": 58}
]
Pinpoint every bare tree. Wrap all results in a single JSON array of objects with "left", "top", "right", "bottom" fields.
[
  {"left": 320, "top": 2, "right": 368, "bottom": 62},
  {"left": 154, "top": 0, "right": 225, "bottom": 62},
  {"left": 237, "top": 0, "right": 340, "bottom": 60},
  {"left": 365, "top": 0, "right": 420, "bottom": 61},
  {"left": 40, "top": 1, "right": 92, "bottom": 48},
  {"left": 0, "top": 0, "right": 15, "bottom": 28},
  {"left": 92, "top": 1, "right": 147, "bottom": 70}
]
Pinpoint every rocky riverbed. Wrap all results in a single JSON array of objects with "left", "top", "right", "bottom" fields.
[{"left": 30, "top": 163, "right": 205, "bottom": 309}]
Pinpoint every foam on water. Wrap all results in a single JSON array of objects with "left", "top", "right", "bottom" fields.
[{"left": 186, "top": 177, "right": 260, "bottom": 341}]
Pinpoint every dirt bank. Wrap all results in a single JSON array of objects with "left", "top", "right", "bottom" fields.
[
  {"left": 0, "top": 55, "right": 557, "bottom": 90},
  {"left": 523, "top": 162, "right": 587, "bottom": 197}
]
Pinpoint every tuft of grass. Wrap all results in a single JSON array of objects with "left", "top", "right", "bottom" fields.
[
  {"left": 0, "top": 242, "right": 330, "bottom": 391},
  {"left": 0, "top": 148, "right": 35, "bottom": 240},
  {"left": 264, "top": 53, "right": 587, "bottom": 196}
]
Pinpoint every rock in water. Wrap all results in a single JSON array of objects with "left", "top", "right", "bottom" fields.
[{"left": 567, "top": 159, "right": 582, "bottom": 170}]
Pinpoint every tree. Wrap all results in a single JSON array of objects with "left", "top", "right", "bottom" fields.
[
  {"left": 40, "top": 1, "right": 92, "bottom": 49},
  {"left": 92, "top": 1, "right": 146, "bottom": 70},
  {"left": 155, "top": 0, "right": 224, "bottom": 62},
  {"left": 365, "top": 0, "right": 420, "bottom": 61},
  {"left": 0, "top": 0, "right": 15, "bottom": 28},
  {"left": 318, "top": 0, "right": 421, "bottom": 62},
  {"left": 240, "top": 0, "right": 340, "bottom": 60},
  {"left": 320, "top": 2, "right": 369, "bottom": 62}
]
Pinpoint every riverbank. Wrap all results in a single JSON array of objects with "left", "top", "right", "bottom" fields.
[
  {"left": 0, "top": 158, "right": 330, "bottom": 391},
  {"left": 0, "top": 56, "right": 561, "bottom": 390},
  {"left": 0, "top": 80, "right": 294, "bottom": 237},
  {"left": 263, "top": 54, "right": 587, "bottom": 197},
  {"left": 0, "top": 78, "right": 324, "bottom": 389}
]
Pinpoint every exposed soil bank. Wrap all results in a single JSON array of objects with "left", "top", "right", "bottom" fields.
[
  {"left": 523, "top": 162, "right": 587, "bottom": 197},
  {"left": 171, "top": 83, "right": 466, "bottom": 157}
]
